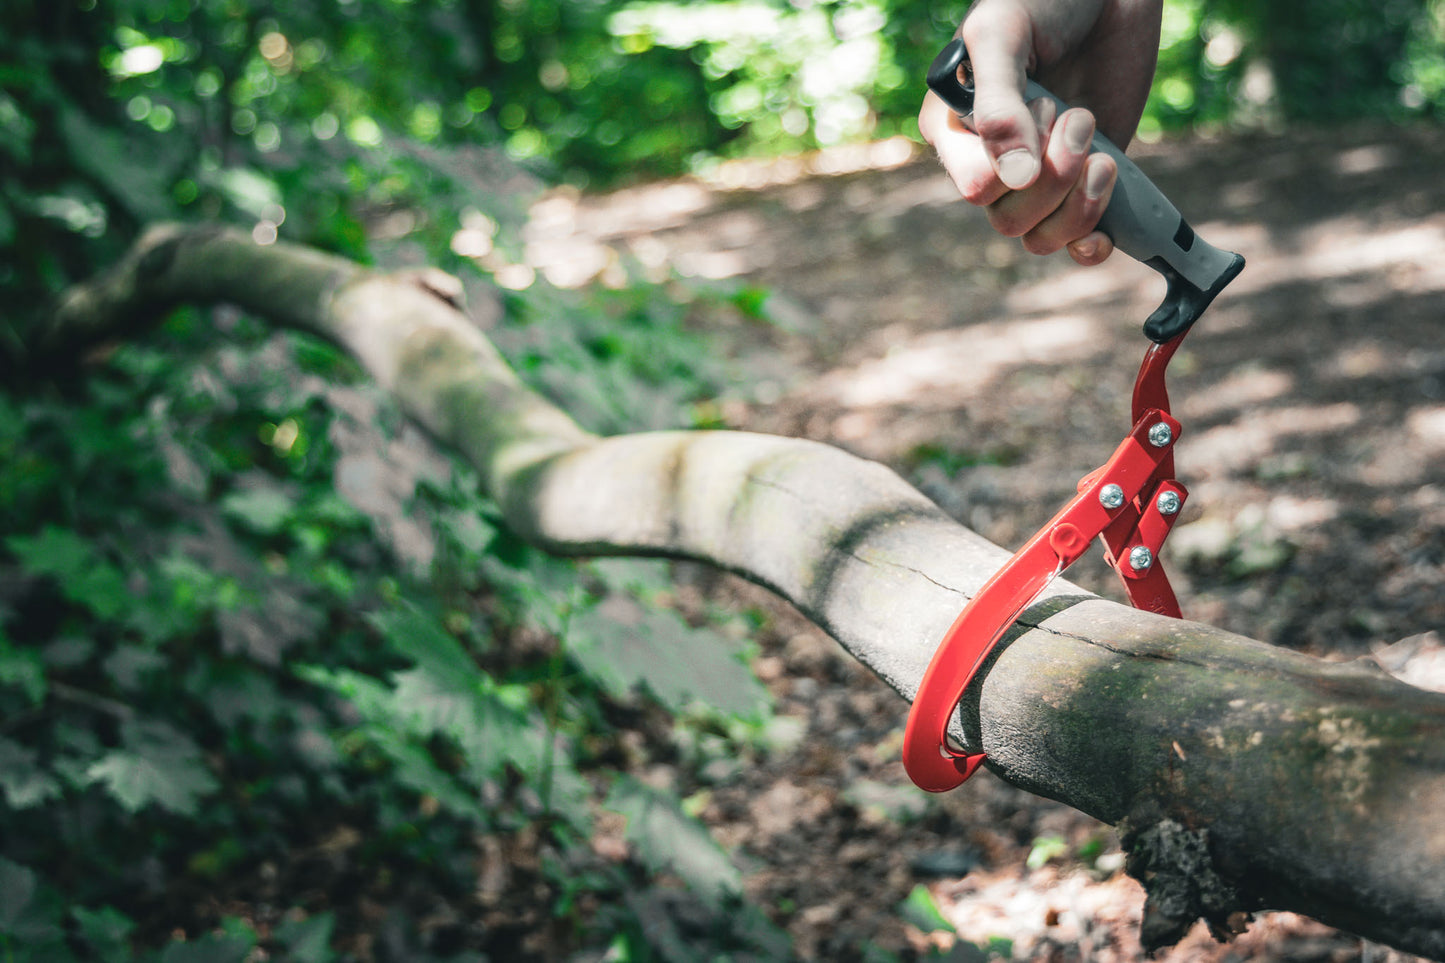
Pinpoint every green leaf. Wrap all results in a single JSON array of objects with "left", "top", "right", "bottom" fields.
[
  {"left": 102, "top": 644, "right": 167, "bottom": 691},
  {"left": 0, "top": 631, "right": 45, "bottom": 705},
  {"left": 220, "top": 486, "right": 296, "bottom": 535},
  {"left": 298, "top": 662, "right": 556, "bottom": 821},
  {"left": 274, "top": 911, "right": 336, "bottom": 963},
  {"left": 367, "top": 603, "right": 480, "bottom": 682},
  {"left": 85, "top": 719, "right": 218, "bottom": 816},
  {"left": 0, "top": 858, "right": 63, "bottom": 946},
  {"left": 898, "top": 884, "right": 956, "bottom": 935},
  {"left": 59, "top": 106, "right": 174, "bottom": 223},
  {"left": 6, "top": 526, "right": 130, "bottom": 621},
  {"left": 366, "top": 729, "right": 487, "bottom": 822},
  {"left": 389, "top": 666, "right": 542, "bottom": 778},
  {"left": 159, "top": 924, "right": 255, "bottom": 963},
  {"left": 72, "top": 906, "right": 135, "bottom": 962},
  {"left": 205, "top": 166, "right": 283, "bottom": 220},
  {"left": 1026, "top": 834, "right": 1070, "bottom": 870},
  {"left": 605, "top": 775, "right": 741, "bottom": 909},
  {"left": 569, "top": 599, "right": 768, "bottom": 719},
  {"left": 0, "top": 737, "right": 61, "bottom": 809}
]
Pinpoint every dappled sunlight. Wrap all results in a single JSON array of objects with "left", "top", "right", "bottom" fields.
[
  {"left": 1180, "top": 366, "right": 1295, "bottom": 421},
  {"left": 1408, "top": 406, "right": 1445, "bottom": 456},
  {"left": 1186, "top": 403, "right": 1362, "bottom": 476},
  {"left": 1228, "top": 216, "right": 1445, "bottom": 300},
  {"left": 700, "top": 136, "right": 919, "bottom": 190},
  {"left": 1334, "top": 143, "right": 1399, "bottom": 176},
  {"left": 1003, "top": 253, "right": 1153, "bottom": 317},
  {"left": 807, "top": 313, "right": 1102, "bottom": 410},
  {"left": 1256, "top": 493, "right": 1343, "bottom": 531},
  {"left": 518, "top": 138, "right": 922, "bottom": 289},
  {"left": 936, "top": 861, "right": 1362, "bottom": 962}
]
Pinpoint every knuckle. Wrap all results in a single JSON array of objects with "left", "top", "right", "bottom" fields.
[
  {"left": 971, "top": 107, "right": 1022, "bottom": 144},
  {"left": 959, "top": 177, "right": 997, "bottom": 207},
  {"left": 1021, "top": 232, "right": 1062, "bottom": 256},
  {"left": 987, "top": 207, "right": 1031, "bottom": 238}
]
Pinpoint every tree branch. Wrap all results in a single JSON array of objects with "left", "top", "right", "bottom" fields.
[{"left": 50, "top": 223, "right": 1445, "bottom": 958}]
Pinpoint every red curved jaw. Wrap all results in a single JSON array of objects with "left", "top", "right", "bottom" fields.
[{"left": 903, "top": 335, "right": 1190, "bottom": 792}]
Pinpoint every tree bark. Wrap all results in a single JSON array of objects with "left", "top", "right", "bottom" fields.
[{"left": 50, "top": 223, "right": 1445, "bottom": 959}]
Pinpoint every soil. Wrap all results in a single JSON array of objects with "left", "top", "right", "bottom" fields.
[{"left": 518, "top": 123, "right": 1445, "bottom": 961}]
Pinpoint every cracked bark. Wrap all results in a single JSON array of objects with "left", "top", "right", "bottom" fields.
[{"left": 46, "top": 224, "right": 1445, "bottom": 959}]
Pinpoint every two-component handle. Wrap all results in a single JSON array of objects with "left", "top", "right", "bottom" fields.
[{"left": 926, "top": 38, "right": 1244, "bottom": 342}]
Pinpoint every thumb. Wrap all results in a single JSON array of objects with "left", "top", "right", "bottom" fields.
[{"left": 960, "top": 11, "right": 1041, "bottom": 190}]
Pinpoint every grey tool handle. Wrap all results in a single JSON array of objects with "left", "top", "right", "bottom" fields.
[{"left": 927, "top": 38, "right": 1243, "bottom": 342}]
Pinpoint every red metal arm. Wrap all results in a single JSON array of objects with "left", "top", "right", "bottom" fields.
[{"left": 902, "top": 334, "right": 1191, "bottom": 793}]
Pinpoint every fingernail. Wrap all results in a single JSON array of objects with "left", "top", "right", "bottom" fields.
[
  {"left": 1029, "top": 97, "right": 1056, "bottom": 136},
  {"left": 997, "top": 150, "right": 1039, "bottom": 190},
  {"left": 1084, "top": 159, "right": 1114, "bottom": 200},
  {"left": 1072, "top": 237, "right": 1101, "bottom": 261},
  {"left": 1063, "top": 111, "right": 1094, "bottom": 155}
]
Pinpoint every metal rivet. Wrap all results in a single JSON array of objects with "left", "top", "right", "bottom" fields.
[
  {"left": 1099, "top": 484, "right": 1125, "bottom": 510},
  {"left": 1156, "top": 491, "right": 1182, "bottom": 516},
  {"left": 1129, "top": 546, "right": 1154, "bottom": 571},
  {"left": 1148, "top": 422, "right": 1174, "bottom": 448}
]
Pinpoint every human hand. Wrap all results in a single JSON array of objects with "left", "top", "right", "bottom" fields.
[{"left": 918, "top": 0, "right": 1164, "bottom": 266}]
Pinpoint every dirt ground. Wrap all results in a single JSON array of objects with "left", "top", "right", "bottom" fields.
[{"left": 518, "top": 123, "right": 1445, "bottom": 961}]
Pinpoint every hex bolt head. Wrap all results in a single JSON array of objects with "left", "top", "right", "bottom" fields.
[
  {"left": 1099, "top": 484, "right": 1126, "bottom": 510},
  {"left": 1148, "top": 422, "right": 1174, "bottom": 448},
  {"left": 1129, "top": 546, "right": 1154, "bottom": 571},
  {"left": 1156, "top": 491, "right": 1182, "bottom": 516}
]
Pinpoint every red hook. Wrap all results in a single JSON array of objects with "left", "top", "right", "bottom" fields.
[{"left": 903, "top": 334, "right": 1191, "bottom": 793}]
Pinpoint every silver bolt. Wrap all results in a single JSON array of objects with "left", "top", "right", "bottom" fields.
[
  {"left": 1129, "top": 546, "right": 1154, "bottom": 571},
  {"left": 1156, "top": 490, "right": 1182, "bottom": 516},
  {"left": 1148, "top": 422, "right": 1174, "bottom": 448},
  {"left": 1099, "top": 484, "right": 1125, "bottom": 510}
]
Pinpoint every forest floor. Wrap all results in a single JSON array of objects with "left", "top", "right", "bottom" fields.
[{"left": 519, "top": 122, "right": 1445, "bottom": 961}]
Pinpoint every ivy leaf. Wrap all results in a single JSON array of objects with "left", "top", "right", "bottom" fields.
[
  {"left": 220, "top": 485, "right": 296, "bottom": 536},
  {"left": 59, "top": 105, "right": 175, "bottom": 224},
  {"left": 389, "top": 665, "right": 543, "bottom": 779},
  {"left": 605, "top": 775, "right": 741, "bottom": 909},
  {"left": 569, "top": 597, "right": 768, "bottom": 720},
  {"left": 367, "top": 603, "right": 480, "bottom": 682},
  {"left": 273, "top": 911, "right": 336, "bottom": 963},
  {"left": 366, "top": 603, "right": 552, "bottom": 778},
  {"left": 0, "top": 629, "right": 45, "bottom": 704},
  {"left": 85, "top": 719, "right": 218, "bottom": 816},
  {"left": 364, "top": 728, "right": 487, "bottom": 823},
  {"left": 0, "top": 858, "right": 64, "bottom": 947},
  {"left": 0, "top": 737, "right": 61, "bottom": 809},
  {"left": 6, "top": 525, "right": 131, "bottom": 621},
  {"left": 102, "top": 644, "right": 168, "bottom": 691},
  {"left": 72, "top": 906, "right": 135, "bottom": 962},
  {"left": 159, "top": 919, "right": 255, "bottom": 963},
  {"left": 0, "top": 196, "right": 14, "bottom": 246}
]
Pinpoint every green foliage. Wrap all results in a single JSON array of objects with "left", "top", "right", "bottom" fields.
[
  {"left": 1025, "top": 834, "right": 1071, "bottom": 870},
  {"left": 4, "top": 0, "right": 1442, "bottom": 348},
  {"left": 5, "top": 0, "right": 1441, "bottom": 957},
  {"left": 605, "top": 775, "right": 743, "bottom": 908},
  {"left": 84, "top": 719, "right": 221, "bottom": 816},
  {"left": 1142, "top": 0, "right": 1445, "bottom": 136},
  {"left": 897, "top": 883, "right": 955, "bottom": 934},
  {"left": 0, "top": 274, "right": 777, "bottom": 957}
]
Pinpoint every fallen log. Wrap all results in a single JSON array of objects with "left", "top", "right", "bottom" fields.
[{"left": 47, "top": 223, "right": 1445, "bottom": 958}]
